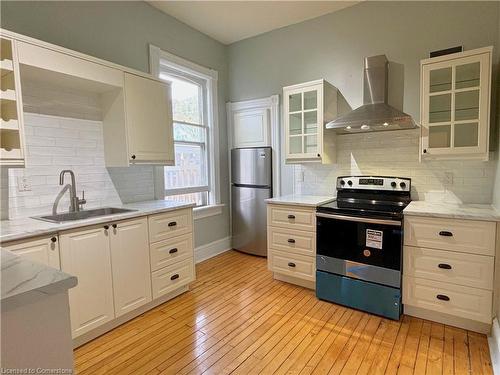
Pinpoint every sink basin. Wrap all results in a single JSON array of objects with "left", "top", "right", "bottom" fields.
[{"left": 33, "top": 207, "right": 137, "bottom": 223}]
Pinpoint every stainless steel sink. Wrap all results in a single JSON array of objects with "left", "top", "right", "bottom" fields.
[{"left": 33, "top": 207, "right": 137, "bottom": 223}]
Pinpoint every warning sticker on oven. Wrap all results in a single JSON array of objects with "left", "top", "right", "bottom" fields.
[{"left": 366, "top": 229, "right": 383, "bottom": 249}]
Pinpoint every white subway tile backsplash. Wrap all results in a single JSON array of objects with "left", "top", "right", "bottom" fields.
[{"left": 294, "top": 129, "right": 497, "bottom": 204}]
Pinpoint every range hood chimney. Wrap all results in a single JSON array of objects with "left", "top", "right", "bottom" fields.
[{"left": 326, "top": 55, "right": 417, "bottom": 133}]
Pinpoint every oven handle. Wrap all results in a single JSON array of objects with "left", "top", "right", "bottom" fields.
[{"left": 316, "top": 212, "right": 401, "bottom": 226}]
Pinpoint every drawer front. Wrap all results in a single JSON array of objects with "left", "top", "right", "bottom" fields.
[
  {"left": 404, "top": 216, "right": 496, "bottom": 256},
  {"left": 404, "top": 246, "right": 494, "bottom": 290},
  {"left": 150, "top": 233, "right": 193, "bottom": 272},
  {"left": 403, "top": 276, "right": 492, "bottom": 323},
  {"left": 149, "top": 209, "right": 193, "bottom": 243},
  {"left": 269, "top": 249, "right": 315, "bottom": 282},
  {"left": 268, "top": 226, "right": 315, "bottom": 257},
  {"left": 151, "top": 258, "right": 194, "bottom": 299},
  {"left": 268, "top": 205, "right": 315, "bottom": 232}
]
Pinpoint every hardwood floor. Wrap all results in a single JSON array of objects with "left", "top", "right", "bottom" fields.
[{"left": 74, "top": 250, "right": 493, "bottom": 375}]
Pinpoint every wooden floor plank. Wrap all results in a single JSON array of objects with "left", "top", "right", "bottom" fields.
[{"left": 73, "top": 251, "right": 492, "bottom": 375}]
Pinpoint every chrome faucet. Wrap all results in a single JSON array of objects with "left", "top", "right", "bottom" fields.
[{"left": 59, "top": 170, "right": 86, "bottom": 212}]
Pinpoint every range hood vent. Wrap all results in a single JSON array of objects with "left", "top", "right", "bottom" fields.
[{"left": 326, "top": 55, "right": 417, "bottom": 134}]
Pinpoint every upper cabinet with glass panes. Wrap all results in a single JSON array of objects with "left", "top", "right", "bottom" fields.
[
  {"left": 420, "top": 47, "right": 492, "bottom": 161},
  {"left": 283, "top": 79, "right": 343, "bottom": 164}
]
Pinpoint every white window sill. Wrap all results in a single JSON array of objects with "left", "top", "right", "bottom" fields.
[{"left": 193, "top": 204, "right": 224, "bottom": 220}]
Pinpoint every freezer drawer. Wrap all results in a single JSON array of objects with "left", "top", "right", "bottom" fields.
[{"left": 231, "top": 185, "right": 271, "bottom": 256}]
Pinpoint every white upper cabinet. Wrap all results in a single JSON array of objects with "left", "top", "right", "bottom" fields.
[
  {"left": 231, "top": 108, "right": 270, "bottom": 148},
  {"left": 283, "top": 80, "right": 343, "bottom": 164},
  {"left": 420, "top": 47, "right": 492, "bottom": 160},
  {"left": 122, "top": 73, "right": 174, "bottom": 164}
]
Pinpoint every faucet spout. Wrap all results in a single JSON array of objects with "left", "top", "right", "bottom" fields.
[{"left": 59, "top": 170, "right": 85, "bottom": 213}]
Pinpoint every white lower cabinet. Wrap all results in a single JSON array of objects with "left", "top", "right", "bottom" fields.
[
  {"left": 1, "top": 235, "right": 60, "bottom": 269},
  {"left": 109, "top": 218, "right": 152, "bottom": 317},
  {"left": 59, "top": 225, "right": 115, "bottom": 338}
]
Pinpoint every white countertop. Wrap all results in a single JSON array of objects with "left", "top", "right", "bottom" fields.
[
  {"left": 1, "top": 249, "right": 77, "bottom": 306},
  {"left": 266, "top": 194, "right": 335, "bottom": 207},
  {"left": 0, "top": 200, "right": 196, "bottom": 243},
  {"left": 403, "top": 201, "right": 500, "bottom": 222}
]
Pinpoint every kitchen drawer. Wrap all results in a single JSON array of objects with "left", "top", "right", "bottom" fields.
[
  {"left": 149, "top": 209, "right": 193, "bottom": 243},
  {"left": 404, "top": 216, "right": 496, "bottom": 256},
  {"left": 150, "top": 233, "right": 193, "bottom": 272},
  {"left": 267, "top": 226, "right": 315, "bottom": 257},
  {"left": 404, "top": 246, "right": 494, "bottom": 290},
  {"left": 403, "top": 276, "right": 492, "bottom": 323},
  {"left": 269, "top": 249, "right": 315, "bottom": 282},
  {"left": 267, "top": 205, "right": 315, "bottom": 232},
  {"left": 151, "top": 258, "right": 194, "bottom": 299}
]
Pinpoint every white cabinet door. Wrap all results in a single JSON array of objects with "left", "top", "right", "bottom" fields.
[
  {"left": 124, "top": 73, "right": 174, "bottom": 164},
  {"left": 109, "top": 218, "right": 152, "bottom": 317},
  {"left": 60, "top": 225, "right": 115, "bottom": 338},
  {"left": 2, "top": 236, "right": 60, "bottom": 269},
  {"left": 232, "top": 108, "right": 270, "bottom": 148}
]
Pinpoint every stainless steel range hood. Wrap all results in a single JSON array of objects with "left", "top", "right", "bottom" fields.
[{"left": 326, "top": 55, "right": 417, "bottom": 134}]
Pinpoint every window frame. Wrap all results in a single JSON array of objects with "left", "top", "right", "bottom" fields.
[{"left": 149, "top": 45, "right": 221, "bottom": 211}]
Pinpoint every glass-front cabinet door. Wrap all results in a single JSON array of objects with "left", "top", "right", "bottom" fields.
[
  {"left": 284, "top": 83, "right": 323, "bottom": 161},
  {"left": 421, "top": 47, "right": 492, "bottom": 160}
]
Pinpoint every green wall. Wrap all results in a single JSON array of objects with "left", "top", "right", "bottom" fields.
[{"left": 0, "top": 1, "right": 230, "bottom": 248}]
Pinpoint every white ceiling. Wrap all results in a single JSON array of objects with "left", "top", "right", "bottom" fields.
[{"left": 147, "top": 1, "right": 360, "bottom": 45}]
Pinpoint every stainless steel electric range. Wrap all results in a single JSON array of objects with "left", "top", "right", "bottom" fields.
[{"left": 315, "top": 175, "right": 411, "bottom": 320}]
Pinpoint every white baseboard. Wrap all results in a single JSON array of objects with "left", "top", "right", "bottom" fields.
[
  {"left": 490, "top": 318, "right": 500, "bottom": 375},
  {"left": 194, "top": 236, "right": 231, "bottom": 263}
]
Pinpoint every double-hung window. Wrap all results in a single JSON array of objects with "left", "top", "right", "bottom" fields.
[{"left": 150, "top": 46, "right": 220, "bottom": 209}]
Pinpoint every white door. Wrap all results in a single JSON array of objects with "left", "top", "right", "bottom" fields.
[
  {"left": 60, "top": 225, "right": 115, "bottom": 338},
  {"left": 2, "top": 236, "right": 60, "bottom": 269},
  {"left": 109, "top": 218, "right": 152, "bottom": 317},
  {"left": 124, "top": 73, "right": 174, "bottom": 164},
  {"left": 231, "top": 108, "right": 270, "bottom": 148}
]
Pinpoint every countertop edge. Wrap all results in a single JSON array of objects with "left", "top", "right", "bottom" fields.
[{"left": 265, "top": 195, "right": 335, "bottom": 207}]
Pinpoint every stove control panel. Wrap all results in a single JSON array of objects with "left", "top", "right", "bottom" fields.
[{"left": 337, "top": 176, "right": 411, "bottom": 192}]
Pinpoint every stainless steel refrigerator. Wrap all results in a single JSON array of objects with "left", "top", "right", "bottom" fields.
[{"left": 231, "top": 147, "right": 272, "bottom": 257}]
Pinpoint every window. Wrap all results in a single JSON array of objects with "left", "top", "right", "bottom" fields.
[{"left": 150, "top": 45, "right": 220, "bottom": 209}]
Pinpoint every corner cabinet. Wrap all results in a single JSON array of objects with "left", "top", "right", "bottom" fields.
[
  {"left": 283, "top": 80, "right": 343, "bottom": 164},
  {"left": 420, "top": 47, "right": 492, "bottom": 161}
]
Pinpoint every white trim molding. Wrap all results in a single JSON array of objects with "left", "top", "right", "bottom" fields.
[
  {"left": 194, "top": 236, "right": 231, "bottom": 263},
  {"left": 490, "top": 318, "right": 500, "bottom": 375}
]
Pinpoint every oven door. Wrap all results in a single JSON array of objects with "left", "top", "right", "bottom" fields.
[{"left": 316, "top": 213, "right": 402, "bottom": 287}]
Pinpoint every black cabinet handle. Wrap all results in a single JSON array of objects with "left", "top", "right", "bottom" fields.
[
  {"left": 438, "top": 263, "right": 452, "bottom": 270},
  {"left": 131, "top": 155, "right": 136, "bottom": 160},
  {"left": 436, "top": 294, "right": 450, "bottom": 301},
  {"left": 103, "top": 225, "right": 109, "bottom": 230},
  {"left": 51, "top": 237, "right": 57, "bottom": 243},
  {"left": 112, "top": 224, "right": 117, "bottom": 229},
  {"left": 287, "top": 239, "right": 295, "bottom": 244},
  {"left": 287, "top": 215, "right": 295, "bottom": 219},
  {"left": 168, "top": 221, "right": 177, "bottom": 227},
  {"left": 287, "top": 262, "right": 296, "bottom": 268},
  {"left": 423, "top": 149, "right": 427, "bottom": 153},
  {"left": 169, "top": 248, "right": 178, "bottom": 254},
  {"left": 439, "top": 231, "right": 453, "bottom": 237},
  {"left": 170, "top": 274, "right": 179, "bottom": 281}
]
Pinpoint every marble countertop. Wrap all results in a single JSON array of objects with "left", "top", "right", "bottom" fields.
[
  {"left": 403, "top": 201, "right": 500, "bottom": 222},
  {"left": 266, "top": 194, "right": 335, "bottom": 207},
  {"left": 1, "top": 250, "right": 77, "bottom": 306},
  {"left": 0, "top": 200, "right": 196, "bottom": 243}
]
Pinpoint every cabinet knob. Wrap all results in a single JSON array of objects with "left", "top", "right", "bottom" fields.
[
  {"left": 169, "top": 248, "right": 178, "bottom": 254},
  {"left": 104, "top": 225, "right": 109, "bottom": 230},
  {"left": 131, "top": 155, "right": 136, "bottom": 160},
  {"left": 423, "top": 149, "right": 427, "bottom": 154},
  {"left": 168, "top": 221, "right": 177, "bottom": 227},
  {"left": 287, "top": 239, "right": 295, "bottom": 244},
  {"left": 287, "top": 262, "right": 296, "bottom": 268},
  {"left": 170, "top": 274, "right": 180, "bottom": 281},
  {"left": 439, "top": 231, "right": 453, "bottom": 237},
  {"left": 438, "top": 263, "right": 452, "bottom": 270},
  {"left": 317, "top": 153, "right": 320, "bottom": 157},
  {"left": 112, "top": 224, "right": 117, "bottom": 229},
  {"left": 436, "top": 294, "right": 450, "bottom": 301},
  {"left": 51, "top": 237, "right": 57, "bottom": 243}
]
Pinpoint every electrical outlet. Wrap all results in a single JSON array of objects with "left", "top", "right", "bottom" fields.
[
  {"left": 444, "top": 172, "right": 453, "bottom": 185},
  {"left": 17, "top": 176, "right": 32, "bottom": 192}
]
